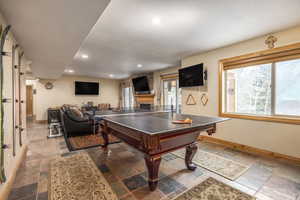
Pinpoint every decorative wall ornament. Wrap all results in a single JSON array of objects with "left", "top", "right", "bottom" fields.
[
  {"left": 45, "top": 82, "right": 54, "bottom": 90},
  {"left": 265, "top": 35, "right": 277, "bottom": 49},
  {"left": 201, "top": 93, "right": 208, "bottom": 106},
  {"left": 186, "top": 94, "right": 196, "bottom": 105}
]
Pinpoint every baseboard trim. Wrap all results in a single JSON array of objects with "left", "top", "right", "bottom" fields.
[
  {"left": 199, "top": 136, "right": 300, "bottom": 165},
  {"left": 0, "top": 144, "right": 28, "bottom": 200}
]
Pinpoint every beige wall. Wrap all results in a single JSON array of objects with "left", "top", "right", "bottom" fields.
[
  {"left": 1, "top": 13, "right": 28, "bottom": 179},
  {"left": 34, "top": 75, "right": 120, "bottom": 121},
  {"left": 181, "top": 26, "right": 300, "bottom": 158}
]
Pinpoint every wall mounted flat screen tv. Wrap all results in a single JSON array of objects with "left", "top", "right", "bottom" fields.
[
  {"left": 132, "top": 76, "right": 150, "bottom": 92},
  {"left": 75, "top": 81, "right": 99, "bottom": 95},
  {"left": 179, "top": 63, "right": 204, "bottom": 88}
]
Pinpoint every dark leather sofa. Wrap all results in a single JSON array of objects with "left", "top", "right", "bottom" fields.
[{"left": 60, "top": 105, "right": 96, "bottom": 137}]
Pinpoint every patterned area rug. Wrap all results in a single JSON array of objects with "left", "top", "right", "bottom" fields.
[
  {"left": 67, "top": 134, "right": 121, "bottom": 151},
  {"left": 174, "top": 177, "right": 256, "bottom": 200},
  {"left": 172, "top": 149, "right": 249, "bottom": 180},
  {"left": 49, "top": 152, "right": 118, "bottom": 200}
]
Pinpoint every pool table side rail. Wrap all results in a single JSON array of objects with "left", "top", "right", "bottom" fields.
[{"left": 102, "top": 120, "right": 217, "bottom": 156}]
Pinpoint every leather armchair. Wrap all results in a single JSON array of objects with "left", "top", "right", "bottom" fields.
[{"left": 60, "top": 106, "right": 96, "bottom": 137}]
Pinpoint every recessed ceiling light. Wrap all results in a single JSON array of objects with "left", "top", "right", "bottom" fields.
[
  {"left": 152, "top": 17, "right": 161, "bottom": 25},
  {"left": 64, "top": 69, "right": 74, "bottom": 73},
  {"left": 81, "top": 54, "right": 89, "bottom": 59},
  {"left": 137, "top": 64, "right": 143, "bottom": 68}
]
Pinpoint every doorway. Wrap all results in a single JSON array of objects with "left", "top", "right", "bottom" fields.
[
  {"left": 163, "top": 79, "right": 181, "bottom": 112},
  {"left": 26, "top": 85, "right": 33, "bottom": 117}
]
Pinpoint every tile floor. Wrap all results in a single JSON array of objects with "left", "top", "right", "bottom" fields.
[{"left": 7, "top": 120, "right": 300, "bottom": 200}]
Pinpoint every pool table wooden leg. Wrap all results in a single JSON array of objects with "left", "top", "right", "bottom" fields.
[
  {"left": 185, "top": 142, "right": 198, "bottom": 171},
  {"left": 144, "top": 155, "right": 161, "bottom": 191}
]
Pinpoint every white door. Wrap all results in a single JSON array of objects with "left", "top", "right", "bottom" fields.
[{"left": 163, "top": 79, "right": 181, "bottom": 112}]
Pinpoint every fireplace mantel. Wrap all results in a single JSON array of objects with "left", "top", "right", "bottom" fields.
[{"left": 134, "top": 94, "right": 155, "bottom": 105}]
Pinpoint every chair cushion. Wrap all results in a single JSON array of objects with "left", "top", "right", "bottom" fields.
[
  {"left": 70, "top": 106, "right": 84, "bottom": 118},
  {"left": 66, "top": 109, "right": 88, "bottom": 122}
]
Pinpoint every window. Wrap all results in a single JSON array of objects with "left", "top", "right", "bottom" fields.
[
  {"left": 225, "top": 64, "right": 272, "bottom": 115},
  {"left": 220, "top": 43, "right": 300, "bottom": 124},
  {"left": 275, "top": 59, "right": 300, "bottom": 116},
  {"left": 122, "top": 87, "right": 134, "bottom": 108}
]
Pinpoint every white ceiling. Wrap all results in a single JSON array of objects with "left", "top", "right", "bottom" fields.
[
  {"left": 1, "top": 0, "right": 300, "bottom": 79},
  {"left": 0, "top": 0, "right": 110, "bottom": 79}
]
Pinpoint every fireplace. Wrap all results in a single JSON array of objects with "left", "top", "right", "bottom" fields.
[
  {"left": 140, "top": 104, "right": 152, "bottom": 110},
  {"left": 134, "top": 94, "right": 155, "bottom": 109}
]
